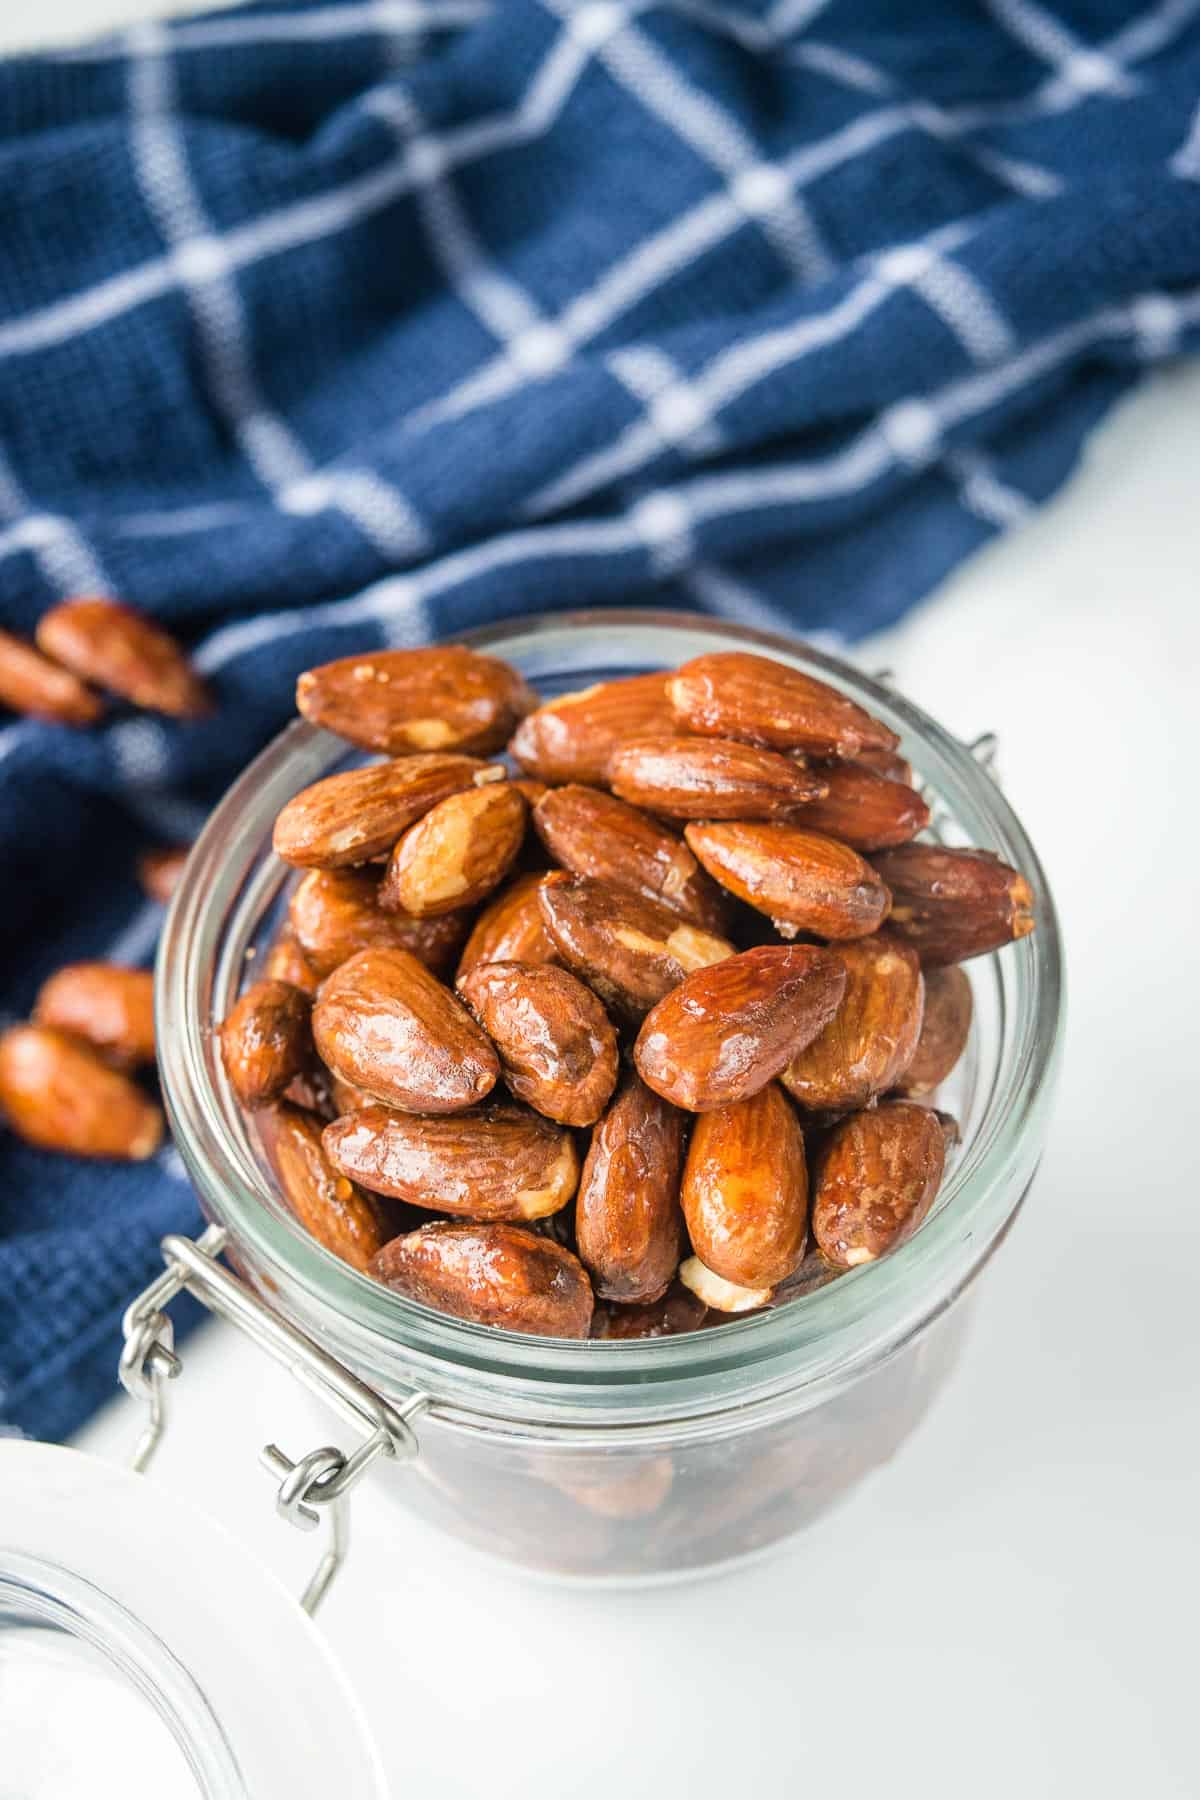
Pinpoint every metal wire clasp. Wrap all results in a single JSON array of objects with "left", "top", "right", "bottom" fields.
[{"left": 120, "top": 1223, "right": 426, "bottom": 1615}]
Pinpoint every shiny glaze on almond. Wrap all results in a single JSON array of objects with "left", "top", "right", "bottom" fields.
[
  {"left": 576, "top": 1072, "right": 686, "bottom": 1302},
  {"left": 538, "top": 875, "right": 734, "bottom": 1021},
  {"left": 681, "top": 1083, "right": 807, "bottom": 1289},
  {"left": 685, "top": 821, "right": 891, "bottom": 940},
  {"left": 781, "top": 933, "right": 924, "bottom": 1113},
  {"left": 323, "top": 1103, "right": 577, "bottom": 1220},
  {"left": 296, "top": 646, "right": 536, "bottom": 754},
  {"left": 371, "top": 1221, "right": 594, "bottom": 1337},
  {"left": 607, "top": 736, "right": 828, "bottom": 820},
  {"left": 312, "top": 946, "right": 498, "bottom": 1112},
  {"left": 812, "top": 1101, "right": 946, "bottom": 1268},
  {"left": 870, "top": 845, "right": 1034, "bottom": 966},
  {"left": 798, "top": 761, "right": 930, "bottom": 851},
  {"left": 262, "top": 1102, "right": 393, "bottom": 1273},
  {"left": 667, "top": 651, "right": 897, "bottom": 758},
  {"left": 634, "top": 943, "right": 847, "bottom": 1112},
  {"left": 509, "top": 672, "right": 676, "bottom": 785},
  {"left": 273, "top": 754, "right": 502, "bottom": 868},
  {"left": 219, "top": 978, "right": 313, "bottom": 1109},
  {"left": 458, "top": 961, "right": 618, "bottom": 1127},
  {"left": 379, "top": 782, "right": 527, "bottom": 918},
  {"left": 532, "top": 785, "right": 729, "bottom": 930}
]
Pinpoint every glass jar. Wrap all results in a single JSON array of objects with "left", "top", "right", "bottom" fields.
[{"left": 155, "top": 610, "right": 1063, "bottom": 1583}]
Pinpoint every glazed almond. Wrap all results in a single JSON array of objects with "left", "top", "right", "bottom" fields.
[
  {"left": 371, "top": 1222, "right": 594, "bottom": 1338},
  {"left": 667, "top": 651, "right": 897, "bottom": 759},
  {"left": 538, "top": 876, "right": 734, "bottom": 1022},
  {"left": 509, "top": 673, "right": 677, "bottom": 785},
  {"left": 312, "top": 946, "right": 498, "bottom": 1113},
  {"left": 262, "top": 1102, "right": 392, "bottom": 1273},
  {"left": 812, "top": 1101, "right": 946, "bottom": 1268},
  {"left": 219, "top": 978, "right": 312, "bottom": 1109},
  {"left": 686, "top": 821, "right": 891, "bottom": 940},
  {"left": 575, "top": 1073, "right": 686, "bottom": 1303},
  {"left": 0, "top": 628, "right": 103, "bottom": 726},
  {"left": 288, "top": 867, "right": 469, "bottom": 979},
  {"left": 137, "top": 845, "right": 190, "bottom": 905},
  {"left": 798, "top": 762, "right": 929, "bottom": 851},
  {"left": 273, "top": 755, "right": 504, "bottom": 869},
  {"left": 458, "top": 961, "right": 618, "bottom": 1127},
  {"left": 781, "top": 934, "right": 924, "bottom": 1113},
  {"left": 455, "top": 872, "right": 561, "bottom": 981},
  {"left": 324, "top": 1103, "right": 578, "bottom": 1220},
  {"left": 899, "top": 964, "right": 973, "bottom": 1097},
  {"left": 532, "top": 785, "right": 729, "bottom": 930},
  {"left": 379, "top": 783, "right": 526, "bottom": 917},
  {"left": 0, "top": 1025, "right": 162, "bottom": 1160},
  {"left": 36, "top": 597, "right": 210, "bottom": 718},
  {"left": 681, "top": 1083, "right": 807, "bottom": 1289},
  {"left": 634, "top": 943, "right": 847, "bottom": 1112},
  {"left": 296, "top": 646, "right": 535, "bottom": 754},
  {"left": 871, "top": 845, "right": 1034, "bottom": 966},
  {"left": 33, "top": 963, "right": 155, "bottom": 1070},
  {"left": 607, "top": 737, "right": 828, "bottom": 820}
]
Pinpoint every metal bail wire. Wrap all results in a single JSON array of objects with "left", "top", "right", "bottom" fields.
[{"left": 119, "top": 1223, "right": 427, "bottom": 1616}]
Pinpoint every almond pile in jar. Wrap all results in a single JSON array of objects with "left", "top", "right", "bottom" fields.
[{"left": 216, "top": 644, "right": 1035, "bottom": 1341}]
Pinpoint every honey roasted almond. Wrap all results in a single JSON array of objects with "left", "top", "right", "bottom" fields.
[
  {"left": 607, "top": 736, "right": 828, "bottom": 820},
  {"left": 0, "top": 1024, "right": 163, "bottom": 1160},
  {"left": 262, "top": 1102, "right": 394, "bottom": 1273},
  {"left": 538, "top": 875, "right": 734, "bottom": 1022},
  {"left": 296, "top": 645, "right": 536, "bottom": 754},
  {"left": 681, "top": 1082, "right": 807, "bottom": 1289},
  {"left": 324, "top": 1103, "right": 578, "bottom": 1222},
  {"left": 312, "top": 946, "right": 498, "bottom": 1112},
  {"left": 371, "top": 1221, "right": 594, "bottom": 1338},
  {"left": 509, "top": 672, "right": 678, "bottom": 785},
  {"left": 870, "top": 845, "right": 1035, "bottom": 966},
  {"left": 458, "top": 961, "right": 618, "bottom": 1127},
  {"left": 781, "top": 933, "right": 924, "bottom": 1113},
  {"left": 36, "top": 597, "right": 210, "bottom": 718},
  {"left": 532, "top": 785, "right": 729, "bottom": 930},
  {"left": 667, "top": 651, "right": 898, "bottom": 759},
  {"left": 812, "top": 1100, "right": 946, "bottom": 1268},
  {"left": 33, "top": 963, "right": 156, "bottom": 1070},
  {"left": 575, "top": 1072, "right": 686, "bottom": 1303},
  {"left": 634, "top": 943, "right": 847, "bottom": 1112},
  {"left": 685, "top": 821, "right": 892, "bottom": 941},
  {"left": 219, "top": 978, "right": 313, "bottom": 1109},
  {"left": 379, "top": 782, "right": 527, "bottom": 918},
  {"left": 798, "top": 761, "right": 930, "bottom": 851},
  {"left": 288, "top": 867, "right": 470, "bottom": 980},
  {"left": 273, "top": 754, "right": 504, "bottom": 869}
]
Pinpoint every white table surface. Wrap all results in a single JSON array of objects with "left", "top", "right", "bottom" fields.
[{"left": 9, "top": 5, "right": 1200, "bottom": 1794}]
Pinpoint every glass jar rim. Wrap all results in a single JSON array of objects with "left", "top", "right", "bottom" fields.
[{"left": 157, "top": 609, "right": 1063, "bottom": 1425}]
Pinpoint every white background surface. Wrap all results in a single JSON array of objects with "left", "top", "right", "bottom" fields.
[{"left": 8, "top": 3, "right": 1200, "bottom": 1795}]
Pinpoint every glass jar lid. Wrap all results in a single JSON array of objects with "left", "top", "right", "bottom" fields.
[{"left": 0, "top": 1441, "right": 386, "bottom": 1798}]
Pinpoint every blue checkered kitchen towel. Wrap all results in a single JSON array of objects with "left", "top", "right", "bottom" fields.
[{"left": 2, "top": 0, "right": 1199, "bottom": 1443}]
